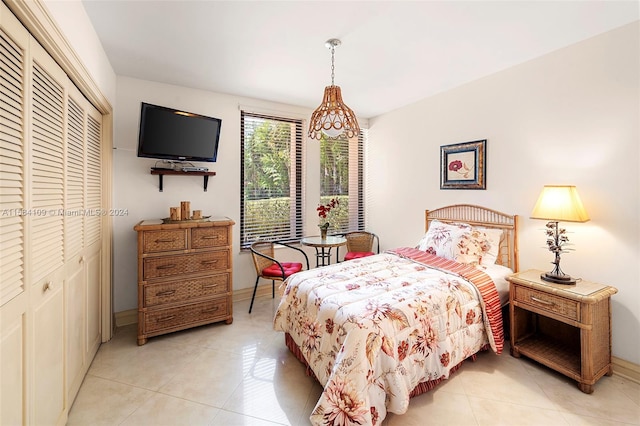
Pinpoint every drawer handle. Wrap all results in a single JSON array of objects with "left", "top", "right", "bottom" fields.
[
  {"left": 43, "top": 281, "right": 53, "bottom": 293},
  {"left": 202, "top": 283, "right": 219, "bottom": 289},
  {"left": 201, "top": 260, "right": 219, "bottom": 265},
  {"left": 156, "top": 315, "right": 175, "bottom": 322},
  {"left": 202, "top": 307, "right": 219, "bottom": 314},
  {"left": 530, "top": 296, "right": 554, "bottom": 306},
  {"left": 202, "top": 236, "right": 219, "bottom": 240},
  {"left": 156, "top": 238, "right": 176, "bottom": 243},
  {"left": 156, "top": 264, "right": 177, "bottom": 270},
  {"left": 156, "top": 290, "right": 176, "bottom": 296}
]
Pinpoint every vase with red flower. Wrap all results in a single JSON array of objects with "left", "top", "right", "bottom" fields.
[{"left": 317, "top": 198, "right": 339, "bottom": 240}]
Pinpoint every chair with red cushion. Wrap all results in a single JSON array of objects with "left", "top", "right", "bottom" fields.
[
  {"left": 249, "top": 240, "right": 309, "bottom": 313},
  {"left": 343, "top": 231, "right": 379, "bottom": 261}
]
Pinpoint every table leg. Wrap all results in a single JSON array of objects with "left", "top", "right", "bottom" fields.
[{"left": 314, "top": 247, "right": 333, "bottom": 267}]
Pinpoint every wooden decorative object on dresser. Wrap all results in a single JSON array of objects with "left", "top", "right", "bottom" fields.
[
  {"left": 507, "top": 269, "right": 617, "bottom": 393},
  {"left": 134, "top": 217, "right": 235, "bottom": 345}
]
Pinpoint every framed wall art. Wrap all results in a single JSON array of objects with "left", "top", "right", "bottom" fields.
[{"left": 440, "top": 139, "right": 486, "bottom": 190}]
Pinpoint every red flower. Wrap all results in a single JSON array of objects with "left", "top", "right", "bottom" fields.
[
  {"left": 466, "top": 310, "right": 476, "bottom": 325},
  {"left": 440, "top": 351, "right": 450, "bottom": 367},
  {"left": 449, "top": 160, "right": 463, "bottom": 172},
  {"left": 398, "top": 340, "right": 409, "bottom": 361},
  {"left": 325, "top": 318, "right": 334, "bottom": 334},
  {"left": 317, "top": 198, "right": 339, "bottom": 219}
]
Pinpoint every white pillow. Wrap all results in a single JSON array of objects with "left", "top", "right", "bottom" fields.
[
  {"left": 417, "top": 220, "right": 483, "bottom": 265},
  {"left": 473, "top": 227, "right": 503, "bottom": 266}
]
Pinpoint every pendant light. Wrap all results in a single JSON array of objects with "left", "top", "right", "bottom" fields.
[{"left": 308, "top": 38, "right": 360, "bottom": 140}]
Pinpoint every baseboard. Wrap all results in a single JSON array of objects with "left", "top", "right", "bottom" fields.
[
  {"left": 232, "top": 282, "right": 281, "bottom": 303},
  {"left": 613, "top": 356, "right": 640, "bottom": 384},
  {"left": 114, "top": 309, "right": 137, "bottom": 327}
]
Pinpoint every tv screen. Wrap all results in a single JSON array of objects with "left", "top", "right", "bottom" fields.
[{"left": 137, "top": 102, "right": 222, "bottom": 163}]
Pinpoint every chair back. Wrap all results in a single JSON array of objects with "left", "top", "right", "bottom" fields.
[
  {"left": 250, "top": 241, "right": 275, "bottom": 276},
  {"left": 345, "top": 231, "right": 378, "bottom": 253}
]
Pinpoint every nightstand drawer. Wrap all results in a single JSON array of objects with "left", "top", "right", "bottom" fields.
[{"left": 514, "top": 285, "right": 579, "bottom": 321}]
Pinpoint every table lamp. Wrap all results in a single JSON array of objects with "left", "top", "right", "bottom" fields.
[{"left": 530, "top": 185, "right": 590, "bottom": 285}]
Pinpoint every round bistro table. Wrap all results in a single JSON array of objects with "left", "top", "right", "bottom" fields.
[{"left": 300, "top": 235, "right": 347, "bottom": 267}]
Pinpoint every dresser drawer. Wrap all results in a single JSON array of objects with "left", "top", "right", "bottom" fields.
[
  {"left": 143, "top": 250, "right": 230, "bottom": 280},
  {"left": 142, "top": 229, "right": 188, "bottom": 253},
  {"left": 143, "top": 298, "right": 230, "bottom": 333},
  {"left": 514, "top": 285, "right": 579, "bottom": 321},
  {"left": 192, "top": 226, "right": 229, "bottom": 249},
  {"left": 143, "top": 273, "right": 230, "bottom": 307}
]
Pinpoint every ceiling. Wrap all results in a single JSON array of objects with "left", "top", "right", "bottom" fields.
[{"left": 80, "top": 1, "right": 638, "bottom": 118}]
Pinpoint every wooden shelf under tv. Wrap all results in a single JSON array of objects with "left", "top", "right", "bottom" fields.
[{"left": 150, "top": 169, "right": 216, "bottom": 192}]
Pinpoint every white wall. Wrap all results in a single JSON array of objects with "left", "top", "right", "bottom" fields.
[
  {"left": 112, "top": 77, "right": 323, "bottom": 313},
  {"left": 367, "top": 22, "right": 639, "bottom": 364}
]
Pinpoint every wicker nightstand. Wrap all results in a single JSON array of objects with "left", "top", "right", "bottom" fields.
[{"left": 507, "top": 269, "right": 617, "bottom": 393}]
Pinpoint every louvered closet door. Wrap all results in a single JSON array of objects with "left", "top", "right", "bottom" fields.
[
  {"left": 0, "top": 5, "right": 26, "bottom": 305},
  {"left": 0, "top": 6, "right": 29, "bottom": 425},
  {"left": 29, "top": 38, "right": 67, "bottom": 426},
  {"left": 65, "top": 82, "right": 87, "bottom": 403},
  {"left": 84, "top": 103, "right": 103, "bottom": 365},
  {"left": 65, "top": 82, "right": 103, "bottom": 403}
]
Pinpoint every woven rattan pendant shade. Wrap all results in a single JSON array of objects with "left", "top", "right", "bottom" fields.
[
  {"left": 308, "top": 85, "right": 360, "bottom": 139},
  {"left": 308, "top": 38, "right": 360, "bottom": 140}
]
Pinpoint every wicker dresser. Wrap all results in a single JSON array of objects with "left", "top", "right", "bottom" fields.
[
  {"left": 507, "top": 269, "right": 617, "bottom": 393},
  {"left": 134, "top": 217, "right": 235, "bottom": 345}
]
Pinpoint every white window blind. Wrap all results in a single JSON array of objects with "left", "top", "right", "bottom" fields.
[
  {"left": 240, "top": 111, "right": 303, "bottom": 249},
  {"left": 320, "top": 129, "right": 366, "bottom": 234}
]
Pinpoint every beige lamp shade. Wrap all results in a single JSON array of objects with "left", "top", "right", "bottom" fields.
[{"left": 531, "top": 185, "right": 590, "bottom": 222}]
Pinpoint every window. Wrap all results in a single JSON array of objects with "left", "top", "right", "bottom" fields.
[
  {"left": 320, "top": 130, "right": 365, "bottom": 233},
  {"left": 240, "top": 111, "right": 303, "bottom": 249}
]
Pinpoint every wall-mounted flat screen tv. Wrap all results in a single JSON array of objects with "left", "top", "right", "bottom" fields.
[{"left": 137, "top": 102, "right": 222, "bottom": 162}]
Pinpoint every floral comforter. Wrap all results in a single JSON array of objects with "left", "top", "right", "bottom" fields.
[{"left": 273, "top": 247, "right": 504, "bottom": 426}]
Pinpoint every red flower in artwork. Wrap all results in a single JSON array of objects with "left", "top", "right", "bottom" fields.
[
  {"left": 449, "top": 160, "right": 463, "bottom": 172},
  {"left": 317, "top": 198, "right": 339, "bottom": 219}
]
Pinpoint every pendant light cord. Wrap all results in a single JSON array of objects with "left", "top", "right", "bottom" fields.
[{"left": 330, "top": 45, "right": 335, "bottom": 86}]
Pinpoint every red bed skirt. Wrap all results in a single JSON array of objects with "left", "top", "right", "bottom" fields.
[{"left": 284, "top": 332, "right": 485, "bottom": 398}]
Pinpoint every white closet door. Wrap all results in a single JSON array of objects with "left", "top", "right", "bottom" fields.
[
  {"left": 0, "top": 8, "right": 29, "bottom": 425},
  {"left": 0, "top": 20, "right": 26, "bottom": 306},
  {"left": 84, "top": 104, "right": 103, "bottom": 364},
  {"left": 29, "top": 37, "right": 67, "bottom": 426}
]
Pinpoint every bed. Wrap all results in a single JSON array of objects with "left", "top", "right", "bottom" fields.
[{"left": 273, "top": 205, "right": 519, "bottom": 426}]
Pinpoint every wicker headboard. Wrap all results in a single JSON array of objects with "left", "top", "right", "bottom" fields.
[{"left": 425, "top": 204, "right": 519, "bottom": 272}]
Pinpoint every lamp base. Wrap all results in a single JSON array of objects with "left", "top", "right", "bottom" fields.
[{"left": 540, "top": 272, "right": 576, "bottom": 285}]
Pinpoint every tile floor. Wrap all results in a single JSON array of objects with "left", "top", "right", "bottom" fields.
[{"left": 68, "top": 297, "right": 640, "bottom": 426}]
